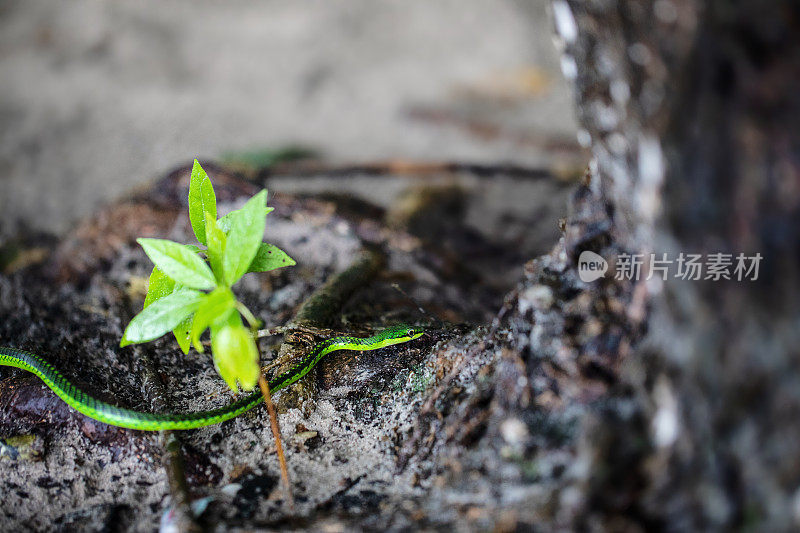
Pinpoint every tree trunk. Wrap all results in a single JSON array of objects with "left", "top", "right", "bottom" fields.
[{"left": 551, "top": 0, "right": 800, "bottom": 529}]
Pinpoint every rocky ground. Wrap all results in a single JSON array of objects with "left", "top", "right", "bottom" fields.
[
  {"left": 0, "top": 2, "right": 609, "bottom": 530},
  {"left": 0, "top": 162, "right": 577, "bottom": 530}
]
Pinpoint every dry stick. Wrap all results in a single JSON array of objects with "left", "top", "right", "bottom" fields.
[
  {"left": 162, "top": 433, "right": 201, "bottom": 533},
  {"left": 260, "top": 247, "right": 386, "bottom": 507},
  {"left": 261, "top": 160, "right": 558, "bottom": 181},
  {"left": 137, "top": 347, "right": 203, "bottom": 533}
]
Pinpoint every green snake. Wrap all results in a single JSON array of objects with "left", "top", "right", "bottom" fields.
[{"left": 0, "top": 325, "right": 425, "bottom": 431}]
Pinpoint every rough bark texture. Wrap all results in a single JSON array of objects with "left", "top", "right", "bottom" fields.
[{"left": 551, "top": 0, "right": 800, "bottom": 529}]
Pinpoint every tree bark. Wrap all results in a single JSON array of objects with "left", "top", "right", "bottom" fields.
[{"left": 552, "top": 0, "right": 800, "bottom": 529}]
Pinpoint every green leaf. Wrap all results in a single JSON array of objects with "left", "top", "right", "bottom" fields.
[
  {"left": 210, "top": 314, "right": 259, "bottom": 391},
  {"left": 138, "top": 238, "right": 216, "bottom": 290},
  {"left": 247, "top": 243, "right": 296, "bottom": 273},
  {"left": 143, "top": 267, "right": 194, "bottom": 354},
  {"left": 143, "top": 267, "right": 176, "bottom": 309},
  {"left": 217, "top": 206, "right": 273, "bottom": 234},
  {"left": 190, "top": 287, "right": 236, "bottom": 352},
  {"left": 204, "top": 212, "right": 226, "bottom": 282},
  {"left": 173, "top": 315, "right": 193, "bottom": 354},
  {"left": 121, "top": 289, "right": 204, "bottom": 347},
  {"left": 188, "top": 160, "right": 217, "bottom": 245},
  {"left": 222, "top": 190, "right": 267, "bottom": 286}
]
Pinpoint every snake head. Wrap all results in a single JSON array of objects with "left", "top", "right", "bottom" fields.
[
  {"left": 378, "top": 324, "right": 427, "bottom": 342},
  {"left": 402, "top": 325, "right": 427, "bottom": 341}
]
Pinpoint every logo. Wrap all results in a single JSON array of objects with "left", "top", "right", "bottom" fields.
[{"left": 578, "top": 251, "right": 608, "bottom": 282}]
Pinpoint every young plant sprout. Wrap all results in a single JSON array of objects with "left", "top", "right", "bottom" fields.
[
  {"left": 120, "top": 160, "right": 295, "bottom": 391},
  {"left": 0, "top": 158, "right": 433, "bottom": 511}
]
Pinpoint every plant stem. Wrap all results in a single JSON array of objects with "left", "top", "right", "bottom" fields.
[
  {"left": 257, "top": 372, "right": 294, "bottom": 510},
  {"left": 236, "top": 302, "right": 261, "bottom": 330},
  {"left": 251, "top": 248, "right": 385, "bottom": 509}
]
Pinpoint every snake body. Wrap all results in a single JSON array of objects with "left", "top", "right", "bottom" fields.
[{"left": 0, "top": 325, "right": 425, "bottom": 431}]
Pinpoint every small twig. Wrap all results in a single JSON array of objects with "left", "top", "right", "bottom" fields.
[
  {"left": 257, "top": 373, "right": 294, "bottom": 510},
  {"left": 261, "top": 359, "right": 283, "bottom": 375},
  {"left": 137, "top": 347, "right": 203, "bottom": 532},
  {"left": 259, "top": 159, "right": 559, "bottom": 181},
  {"left": 162, "top": 432, "right": 202, "bottom": 533},
  {"left": 200, "top": 326, "right": 284, "bottom": 349},
  {"left": 256, "top": 326, "right": 289, "bottom": 339}
]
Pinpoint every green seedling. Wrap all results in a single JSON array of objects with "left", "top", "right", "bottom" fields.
[{"left": 121, "top": 160, "right": 295, "bottom": 391}]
